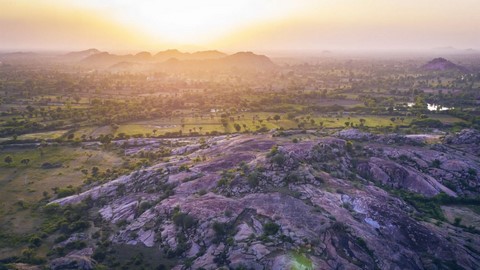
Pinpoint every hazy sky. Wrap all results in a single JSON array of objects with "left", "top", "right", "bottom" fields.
[{"left": 1, "top": 0, "right": 479, "bottom": 53}]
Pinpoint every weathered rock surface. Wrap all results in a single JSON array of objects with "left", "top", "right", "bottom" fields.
[
  {"left": 357, "top": 157, "right": 456, "bottom": 197},
  {"left": 445, "top": 128, "right": 480, "bottom": 145},
  {"left": 50, "top": 130, "right": 480, "bottom": 269},
  {"left": 49, "top": 255, "right": 95, "bottom": 270},
  {"left": 335, "top": 128, "right": 377, "bottom": 141}
]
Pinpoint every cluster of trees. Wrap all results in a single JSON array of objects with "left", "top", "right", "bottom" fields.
[{"left": 3, "top": 156, "right": 30, "bottom": 166}]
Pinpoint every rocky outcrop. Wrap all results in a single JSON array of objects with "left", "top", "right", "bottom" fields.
[
  {"left": 335, "top": 128, "right": 376, "bottom": 141},
  {"left": 421, "top": 57, "right": 469, "bottom": 72},
  {"left": 445, "top": 129, "right": 480, "bottom": 145},
  {"left": 357, "top": 157, "right": 456, "bottom": 197},
  {"left": 49, "top": 255, "right": 95, "bottom": 270},
  {"left": 49, "top": 131, "right": 480, "bottom": 269}
]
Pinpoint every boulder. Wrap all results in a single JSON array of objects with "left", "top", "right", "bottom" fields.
[
  {"left": 335, "top": 129, "right": 376, "bottom": 141},
  {"left": 445, "top": 129, "right": 480, "bottom": 144},
  {"left": 49, "top": 255, "right": 95, "bottom": 270}
]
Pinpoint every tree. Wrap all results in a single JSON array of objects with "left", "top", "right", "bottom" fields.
[
  {"left": 26, "top": 105, "right": 35, "bottom": 113},
  {"left": 4, "top": 156, "right": 13, "bottom": 165},
  {"left": 346, "top": 141, "right": 353, "bottom": 152},
  {"left": 91, "top": 166, "right": 99, "bottom": 177},
  {"left": 21, "top": 159, "right": 30, "bottom": 166},
  {"left": 234, "top": 123, "right": 241, "bottom": 132},
  {"left": 263, "top": 222, "right": 280, "bottom": 235},
  {"left": 99, "top": 134, "right": 113, "bottom": 146},
  {"left": 359, "top": 118, "right": 366, "bottom": 126},
  {"left": 411, "top": 95, "right": 428, "bottom": 115},
  {"left": 221, "top": 118, "right": 228, "bottom": 128},
  {"left": 273, "top": 115, "right": 281, "bottom": 122},
  {"left": 172, "top": 212, "right": 196, "bottom": 230},
  {"left": 431, "top": 159, "right": 441, "bottom": 168}
]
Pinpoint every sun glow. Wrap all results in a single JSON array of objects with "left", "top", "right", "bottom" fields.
[
  {"left": 1, "top": 0, "right": 480, "bottom": 52},
  {"left": 68, "top": 0, "right": 311, "bottom": 46}
]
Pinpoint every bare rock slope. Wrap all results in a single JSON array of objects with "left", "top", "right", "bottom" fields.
[{"left": 52, "top": 130, "right": 480, "bottom": 269}]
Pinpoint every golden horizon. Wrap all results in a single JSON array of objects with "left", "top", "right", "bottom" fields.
[{"left": 1, "top": 0, "right": 479, "bottom": 52}]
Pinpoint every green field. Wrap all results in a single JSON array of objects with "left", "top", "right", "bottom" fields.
[
  {"left": 17, "top": 130, "right": 67, "bottom": 140},
  {"left": 0, "top": 146, "right": 124, "bottom": 235},
  {"left": 0, "top": 112, "right": 467, "bottom": 142}
]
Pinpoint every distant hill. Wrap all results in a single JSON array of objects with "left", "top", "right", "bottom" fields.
[
  {"left": 221, "top": 51, "right": 275, "bottom": 69},
  {"left": 190, "top": 50, "right": 227, "bottom": 60},
  {"left": 154, "top": 49, "right": 186, "bottom": 61},
  {"left": 433, "top": 46, "right": 456, "bottom": 51},
  {"left": 0, "top": 52, "right": 43, "bottom": 65},
  {"left": 421, "top": 57, "right": 468, "bottom": 72},
  {"left": 81, "top": 52, "right": 130, "bottom": 67},
  {"left": 79, "top": 49, "right": 231, "bottom": 68},
  {"left": 152, "top": 51, "right": 276, "bottom": 72},
  {"left": 74, "top": 49, "right": 276, "bottom": 71},
  {"left": 0, "top": 52, "right": 37, "bottom": 60},
  {"left": 109, "top": 61, "right": 151, "bottom": 73},
  {"left": 1, "top": 51, "right": 36, "bottom": 56},
  {"left": 65, "top": 48, "right": 101, "bottom": 60},
  {"left": 134, "top": 51, "right": 152, "bottom": 61},
  {"left": 154, "top": 49, "right": 226, "bottom": 61}
]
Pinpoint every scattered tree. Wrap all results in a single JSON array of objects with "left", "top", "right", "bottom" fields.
[
  {"left": 21, "top": 158, "right": 30, "bottom": 166},
  {"left": 4, "top": 156, "right": 13, "bottom": 165}
]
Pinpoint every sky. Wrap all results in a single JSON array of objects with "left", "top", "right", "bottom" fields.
[{"left": 1, "top": 0, "right": 479, "bottom": 54}]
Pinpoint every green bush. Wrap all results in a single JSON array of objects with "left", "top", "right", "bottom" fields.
[
  {"left": 43, "top": 203, "right": 61, "bottom": 215},
  {"left": 172, "top": 212, "right": 196, "bottom": 230},
  {"left": 179, "top": 164, "right": 190, "bottom": 172},
  {"left": 431, "top": 159, "right": 442, "bottom": 168},
  {"left": 28, "top": 235, "right": 42, "bottom": 247},
  {"left": 212, "top": 221, "right": 229, "bottom": 242},
  {"left": 284, "top": 172, "right": 301, "bottom": 184},
  {"left": 138, "top": 201, "right": 152, "bottom": 215},
  {"left": 263, "top": 222, "right": 280, "bottom": 235},
  {"left": 55, "top": 186, "right": 78, "bottom": 198},
  {"left": 247, "top": 169, "right": 262, "bottom": 187},
  {"left": 67, "top": 220, "right": 90, "bottom": 232},
  {"left": 271, "top": 153, "right": 286, "bottom": 166}
]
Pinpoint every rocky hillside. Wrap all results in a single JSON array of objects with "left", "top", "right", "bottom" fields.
[
  {"left": 421, "top": 57, "right": 469, "bottom": 72},
  {"left": 48, "top": 129, "right": 480, "bottom": 269}
]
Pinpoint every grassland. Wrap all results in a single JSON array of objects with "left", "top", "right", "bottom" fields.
[
  {"left": 83, "top": 113, "right": 466, "bottom": 138},
  {"left": 0, "top": 146, "right": 125, "bottom": 235},
  {"left": 17, "top": 130, "right": 68, "bottom": 140}
]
